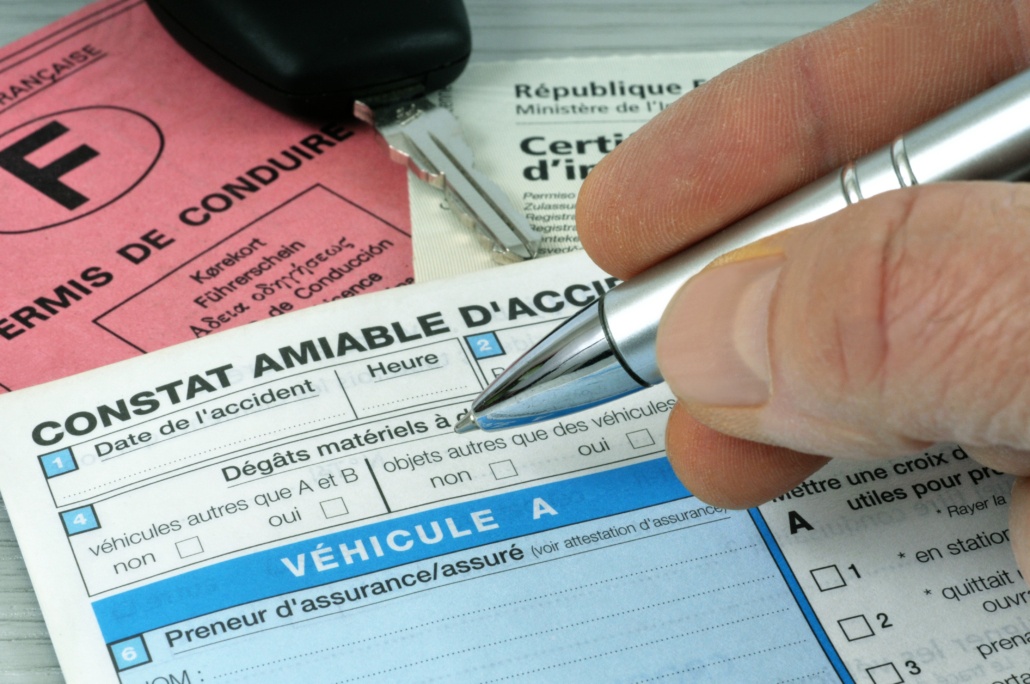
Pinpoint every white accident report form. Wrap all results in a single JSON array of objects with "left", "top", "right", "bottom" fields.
[{"left": 0, "top": 250, "right": 1026, "bottom": 683}]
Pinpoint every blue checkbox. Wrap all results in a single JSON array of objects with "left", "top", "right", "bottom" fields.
[
  {"left": 61, "top": 505, "right": 100, "bottom": 536},
  {"left": 465, "top": 332, "right": 505, "bottom": 359},
  {"left": 39, "top": 448, "right": 77, "bottom": 478},
  {"left": 110, "top": 635, "right": 151, "bottom": 670}
]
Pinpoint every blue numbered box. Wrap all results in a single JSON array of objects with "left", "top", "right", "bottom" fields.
[
  {"left": 60, "top": 505, "right": 100, "bottom": 536},
  {"left": 38, "top": 448, "right": 77, "bottom": 479},
  {"left": 109, "top": 635, "right": 151, "bottom": 671},
  {"left": 465, "top": 332, "right": 505, "bottom": 359}
]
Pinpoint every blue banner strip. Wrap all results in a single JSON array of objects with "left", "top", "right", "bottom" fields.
[
  {"left": 93, "top": 459, "right": 690, "bottom": 642},
  {"left": 748, "top": 509, "right": 854, "bottom": 684}
]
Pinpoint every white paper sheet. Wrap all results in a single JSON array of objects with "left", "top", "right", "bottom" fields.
[{"left": 1, "top": 248, "right": 1024, "bottom": 683}]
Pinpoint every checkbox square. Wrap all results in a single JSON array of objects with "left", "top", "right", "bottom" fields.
[
  {"left": 465, "top": 332, "right": 505, "bottom": 359},
  {"left": 176, "top": 536, "right": 204, "bottom": 558},
  {"left": 810, "top": 564, "right": 847, "bottom": 591},
  {"left": 490, "top": 459, "right": 517, "bottom": 480},
  {"left": 40, "top": 448, "right": 77, "bottom": 478},
  {"left": 838, "top": 614, "right": 874, "bottom": 641},
  {"left": 321, "top": 497, "right": 349, "bottom": 518},
  {"left": 61, "top": 505, "right": 100, "bottom": 536},
  {"left": 626, "top": 429, "right": 655, "bottom": 449},
  {"left": 866, "top": 662, "right": 903, "bottom": 684},
  {"left": 109, "top": 635, "right": 151, "bottom": 671}
]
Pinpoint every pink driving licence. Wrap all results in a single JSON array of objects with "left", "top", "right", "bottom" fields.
[{"left": 0, "top": 0, "right": 412, "bottom": 390}]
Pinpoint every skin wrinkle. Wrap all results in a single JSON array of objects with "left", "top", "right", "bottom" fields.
[
  {"left": 936, "top": 265, "right": 1010, "bottom": 387},
  {"left": 773, "top": 232, "right": 870, "bottom": 446},
  {"left": 967, "top": 268, "right": 1030, "bottom": 446},
  {"left": 877, "top": 187, "right": 1030, "bottom": 448},
  {"left": 873, "top": 196, "right": 919, "bottom": 410},
  {"left": 831, "top": 303, "right": 850, "bottom": 397},
  {"left": 997, "top": 255, "right": 1030, "bottom": 443},
  {"left": 878, "top": 196, "right": 939, "bottom": 443},
  {"left": 789, "top": 38, "right": 837, "bottom": 178},
  {"left": 787, "top": 200, "right": 904, "bottom": 417},
  {"left": 950, "top": 201, "right": 1030, "bottom": 442},
  {"left": 902, "top": 306, "right": 980, "bottom": 444},
  {"left": 999, "top": 0, "right": 1030, "bottom": 82},
  {"left": 789, "top": 9, "right": 882, "bottom": 172},
  {"left": 807, "top": 235, "right": 858, "bottom": 397},
  {"left": 883, "top": 192, "right": 1000, "bottom": 442},
  {"left": 879, "top": 195, "right": 986, "bottom": 443},
  {"left": 819, "top": 232, "right": 888, "bottom": 402},
  {"left": 963, "top": 312, "right": 1030, "bottom": 448}
]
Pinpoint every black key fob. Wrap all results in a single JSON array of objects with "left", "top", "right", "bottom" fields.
[{"left": 145, "top": 0, "right": 471, "bottom": 117}]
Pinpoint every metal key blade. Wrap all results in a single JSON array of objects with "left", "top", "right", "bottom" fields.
[{"left": 356, "top": 98, "right": 541, "bottom": 263}]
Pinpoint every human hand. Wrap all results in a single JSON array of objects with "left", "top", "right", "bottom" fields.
[{"left": 576, "top": 0, "right": 1030, "bottom": 571}]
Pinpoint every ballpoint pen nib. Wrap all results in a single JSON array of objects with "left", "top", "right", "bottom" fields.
[{"left": 454, "top": 412, "right": 480, "bottom": 434}]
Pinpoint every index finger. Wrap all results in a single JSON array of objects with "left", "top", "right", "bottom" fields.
[{"left": 576, "top": 0, "right": 1030, "bottom": 279}]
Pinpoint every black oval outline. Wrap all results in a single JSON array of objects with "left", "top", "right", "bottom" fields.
[{"left": 0, "top": 105, "right": 165, "bottom": 235}]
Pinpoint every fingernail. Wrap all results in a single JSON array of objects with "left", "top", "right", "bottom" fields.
[{"left": 657, "top": 254, "right": 783, "bottom": 406}]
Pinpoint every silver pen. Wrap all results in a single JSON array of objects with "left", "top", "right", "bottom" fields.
[{"left": 456, "top": 68, "right": 1030, "bottom": 433}]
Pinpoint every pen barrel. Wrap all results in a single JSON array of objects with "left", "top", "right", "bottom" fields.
[
  {"left": 603, "top": 173, "right": 851, "bottom": 385},
  {"left": 603, "top": 68, "right": 1030, "bottom": 386},
  {"left": 904, "top": 69, "right": 1030, "bottom": 184}
]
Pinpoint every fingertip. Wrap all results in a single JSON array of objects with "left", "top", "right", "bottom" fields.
[
  {"left": 1009, "top": 476, "right": 1030, "bottom": 580},
  {"left": 575, "top": 146, "right": 626, "bottom": 276},
  {"left": 665, "top": 404, "right": 829, "bottom": 509},
  {"left": 575, "top": 102, "right": 698, "bottom": 280},
  {"left": 965, "top": 446, "right": 1030, "bottom": 478}
]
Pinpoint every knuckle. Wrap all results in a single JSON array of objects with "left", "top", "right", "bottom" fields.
[
  {"left": 873, "top": 186, "right": 1030, "bottom": 445},
  {"left": 779, "top": 186, "right": 1030, "bottom": 445}
]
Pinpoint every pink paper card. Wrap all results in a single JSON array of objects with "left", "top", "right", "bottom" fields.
[{"left": 0, "top": 0, "right": 411, "bottom": 390}]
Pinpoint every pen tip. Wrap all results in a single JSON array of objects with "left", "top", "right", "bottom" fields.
[{"left": 454, "top": 412, "right": 480, "bottom": 434}]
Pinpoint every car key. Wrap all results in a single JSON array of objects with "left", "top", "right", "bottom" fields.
[
  {"left": 145, "top": 0, "right": 541, "bottom": 262},
  {"left": 353, "top": 97, "right": 539, "bottom": 262}
]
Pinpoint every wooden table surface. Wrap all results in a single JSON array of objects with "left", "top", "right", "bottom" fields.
[{"left": 0, "top": 1, "right": 869, "bottom": 680}]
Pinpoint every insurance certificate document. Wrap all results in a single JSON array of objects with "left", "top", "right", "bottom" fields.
[
  {"left": 0, "top": 250, "right": 1024, "bottom": 683},
  {"left": 409, "top": 52, "right": 756, "bottom": 281}
]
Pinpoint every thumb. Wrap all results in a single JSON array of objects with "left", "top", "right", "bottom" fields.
[{"left": 655, "top": 181, "right": 1030, "bottom": 466}]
